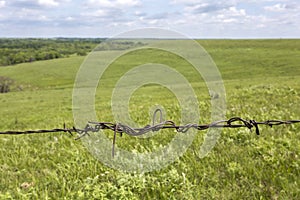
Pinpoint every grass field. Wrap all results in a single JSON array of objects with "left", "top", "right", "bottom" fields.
[{"left": 0, "top": 39, "right": 300, "bottom": 199}]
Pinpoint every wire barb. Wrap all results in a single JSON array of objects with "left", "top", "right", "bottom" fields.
[{"left": 1, "top": 109, "right": 300, "bottom": 157}]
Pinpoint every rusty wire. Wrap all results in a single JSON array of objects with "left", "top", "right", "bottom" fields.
[{"left": 1, "top": 109, "right": 300, "bottom": 157}]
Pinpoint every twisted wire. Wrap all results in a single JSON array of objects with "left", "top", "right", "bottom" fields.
[{"left": 1, "top": 109, "right": 300, "bottom": 157}]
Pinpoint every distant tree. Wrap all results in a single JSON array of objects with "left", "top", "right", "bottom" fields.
[
  {"left": 77, "top": 50, "right": 87, "bottom": 56},
  {"left": 13, "top": 52, "right": 26, "bottom": 64},
  {"left": 0, "top": 38, "right": 103, "bottom": 66}
]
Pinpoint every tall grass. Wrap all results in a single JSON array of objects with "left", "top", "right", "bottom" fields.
[{"left": 0, "top": 39, "right": 299, "bottom": 199}]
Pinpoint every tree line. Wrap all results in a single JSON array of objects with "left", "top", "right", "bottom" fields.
[{"left": 0, "top": 38, "right": 103, "bottom": 66}]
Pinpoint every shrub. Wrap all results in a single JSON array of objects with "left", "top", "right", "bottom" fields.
[{"left": 0, "top": 76, "right": 14, "bottom": 93}]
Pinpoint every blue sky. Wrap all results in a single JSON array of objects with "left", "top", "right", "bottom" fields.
[{"left": 0, "top": 0, "right": 299, "bottom": 38}]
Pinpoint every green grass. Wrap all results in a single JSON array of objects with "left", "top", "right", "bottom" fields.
[{"left": 0, "top": 39, "right": 300, "bottom": 199}]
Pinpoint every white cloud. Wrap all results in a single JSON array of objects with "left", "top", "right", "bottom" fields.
[
  {"left": 80, "top": 0, "right": 141, "bottom": 26},
  {"left": 87, "top": 0, "right": 140, "bottom": 8},
  {"left": 37, "top": 0, "right": 59, "bottom": 7},
  {"left": 134, "top": 11, "right": 146, "bottom": 17},
  {"left": 0, "top": 0, "right": 299, "bottom": 38},
  {"left": 184, "top": 3, "right": 231, "bottom": 14},
  {"left": 228, "top": 6, "right": 246, "bottom": 17},
  {"left": 6, "top": 0, "right": 65, "bottom": 9},
  {"left": 82, "top": 9, "right": 112, "bottom": 18},
  {"left": 37, "top": 15, "right": 50, "bottom": 21},
  {"left": 265, "top": 4, "right": 285, "bottom": 12},
  {"left": 264, "top": 3, "right": 297, "bottom": 12},
  {"left": 16, "top": 7, "right": 41, "bottom": 19},
  {"left": 115, "top": 0, "right": 140, "bottom": 7},
  {"left": 65, "top": 16, "right": 74, "bottom": 21},
  {"left": 172, "top": 0, "right": 238, "bottom": 6},
  {"left": 181, "top": 3, "right": 248, "bottom": 25},
  {"left": 0, "top": 0, "right": 6, "bottom": 8}
]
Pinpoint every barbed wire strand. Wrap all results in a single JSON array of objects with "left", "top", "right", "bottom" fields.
[{"left": 1, "top": 109, "right": 300, "bottom": 157}]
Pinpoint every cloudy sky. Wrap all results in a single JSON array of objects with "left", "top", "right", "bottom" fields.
[{"left": 0, "top": 0, "right": 299, "bottom": 38}]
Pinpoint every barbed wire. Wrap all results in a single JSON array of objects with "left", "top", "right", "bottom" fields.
[{"left": 1, "top": 109, "right": 300, "bottom": 157}]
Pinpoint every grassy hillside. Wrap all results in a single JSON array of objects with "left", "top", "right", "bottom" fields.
[{"left": 0, "top": 39, "right": 300, "bottom": 199}]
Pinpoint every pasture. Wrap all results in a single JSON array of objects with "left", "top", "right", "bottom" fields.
[{"left": 0, "top": 39, "right": 300, "bottom": 199}]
